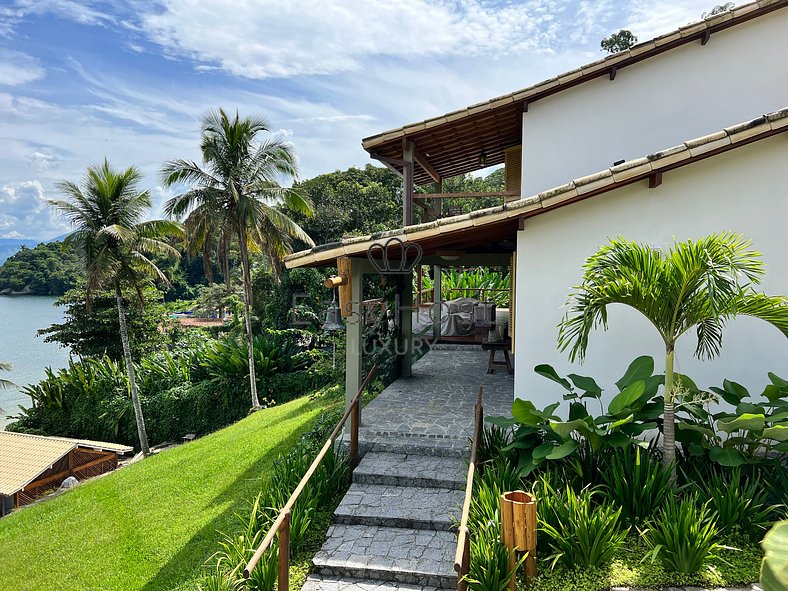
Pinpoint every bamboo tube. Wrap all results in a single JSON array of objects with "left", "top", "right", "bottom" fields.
[{"left": 500, "top": 490, "right": 537, "bottom": 587}]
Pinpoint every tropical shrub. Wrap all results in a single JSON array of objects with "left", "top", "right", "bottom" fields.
[
  {"left": 8, "top": 329, "right": 332, "bottom": 447},
  {"left": 676, "top": 372, "right": 788, "bottom": 466},
  {"left": 642, "top": 494, "right": 722, "bottom": 574},
  {"left": 699, "top": 469, "right": 776, "bottom": 541},
  {"left": 464, "top": 521, "right": 523, "bottom": 591},
  {"left": 600, "top": 445, "right": 673, "bottom": 526},
  {"left": 539, "top": 486, "right": 629, "bottom": 568},
  {"left": 489, "top": 356, "right": 665, "bottom": 475},
  {"left": 760, "top": 520, "right": 788, "bottom": 591}
]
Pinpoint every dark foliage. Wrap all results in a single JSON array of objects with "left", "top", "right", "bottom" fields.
[
  {"left": 39, "top": 287, "right": 171, "bottom": 361},
  {"left": 0, "top": 241, "right": 82, "bottom": 295}
]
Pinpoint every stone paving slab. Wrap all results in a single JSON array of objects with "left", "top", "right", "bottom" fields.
[
  {"left": 334, "top": 483, "right": 463, "bottom": 530},
  {"left": 353, "top": 452, "right": 466, "bottom": 489},
  {"left": 357, "top": 348, "right": 513, "bottom": 444},
  {"left": 312, "top": 524, "right": 457, "bottom": 589},
  {"left": 302, "top": 575, "right": 441, "bottom": 591}
]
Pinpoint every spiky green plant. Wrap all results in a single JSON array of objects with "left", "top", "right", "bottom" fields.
[
  {"left": 700, "top": 468, "right": 777, "bottom": 541},
  {"left": 539, "top": 486, "right": 629, "bottom": 568},
  {"left": 601, "top": 445, "right": 673, "bottom": 525},
  {"left": 642, "top": 493, "right": 722, "bottom": 573}
]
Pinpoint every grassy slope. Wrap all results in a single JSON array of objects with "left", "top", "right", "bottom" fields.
[{"left": 0, "top": 396, "right": 325, "bottom": 591}]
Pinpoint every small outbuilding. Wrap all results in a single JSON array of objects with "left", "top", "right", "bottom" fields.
[{"left": 0, "top": 431, "right": 132, "bottom": 516}]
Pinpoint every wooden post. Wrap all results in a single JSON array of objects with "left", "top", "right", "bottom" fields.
[
  {"left": 399, "top": 271, "right": 413, "bottom": 377},
  {"left": 345, "top": 259, "right": 365, "bottom": 410},
  {"left": 432, "top": 265, "right": 442, "bottom": 342},
  {"left": 278, "top": 509, "right": 291, "bottom": 591},
  {"left": 350, "top": 398, "right": 360, "bottom": 474},
  {"left": 458, "top": 531, "right": 470, "bottom": 591},
  {"left": 500, "top": 490, "right": 537, "bottom": 588},
  {"left": 403, "top": 140, "right": 414, "bottom": 226}
]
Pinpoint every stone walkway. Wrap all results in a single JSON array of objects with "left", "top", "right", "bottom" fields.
[{"left": 304, "top": 348, "right": 513, "bottom": 591}]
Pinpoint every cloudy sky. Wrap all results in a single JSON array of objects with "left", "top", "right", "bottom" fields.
[{"left": 0, "top": 0, "right": 716, "bottom": 239}]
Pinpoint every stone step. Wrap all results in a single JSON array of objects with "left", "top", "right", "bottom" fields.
[
  {"left": 301, "top": 575, "right": 441, "bottom": 591},
  {"left": 312, "top": 524, "right": 458, "bottom": 589},
  {"left": 353, "top": 452, "right": 467, "bottom": 490},
  {"left": 359, "top": 435, "right": 468, "bottom": 458},
  {"left": 334, "top": 483, "right": 464, "bottom": 530}
]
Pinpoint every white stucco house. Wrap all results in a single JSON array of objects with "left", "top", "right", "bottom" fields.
[{"left": 284, "top": 0, "right": 788, "bottom": 408}]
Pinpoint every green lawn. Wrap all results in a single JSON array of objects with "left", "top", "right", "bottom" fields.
[{"left": 0, "top": 396, "right": 327, "bottom": 591}]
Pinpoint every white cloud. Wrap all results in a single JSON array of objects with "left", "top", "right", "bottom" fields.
[
  {"left": 142, "top": 0, "right": 564, "bottom": 79},
  {"left": 623, "top": 1, "right": 712, "bottom": 40},
  {"left": 27, "top": 151, "right": 64, "bottom": 171},
  {"left": 0, "top": 180, "right": 66, "bottom": 239},
  {"left": 13, "top": 0, "right": 115, "bottom": 27},
  {"left": 0, "top": 49, "right": 45, "bottom": 86}
]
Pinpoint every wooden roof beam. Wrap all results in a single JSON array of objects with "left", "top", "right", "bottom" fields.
[{"left": 412, "top": 142, "right": 441, "bottom": 183}]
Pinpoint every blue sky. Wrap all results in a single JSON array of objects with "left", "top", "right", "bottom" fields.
[{"left": 0, "top": 0, "right": 714, "bottom": 239}]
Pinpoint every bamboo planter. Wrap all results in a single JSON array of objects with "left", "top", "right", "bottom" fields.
[{"left": 500, "top": 490, "right": 537, "bottom": 589}]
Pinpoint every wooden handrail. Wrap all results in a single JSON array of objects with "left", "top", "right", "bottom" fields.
[
  {"left": 455, "top": 386, "right": 484, "bottom": 590},
  {"left": 243, "top": 364, "right": 378, "bottom": 583}
]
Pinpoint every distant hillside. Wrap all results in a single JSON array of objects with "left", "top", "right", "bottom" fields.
[
  {"left": 0, "top": 239, "right": 39, "bottom": 265},
  {"left": 0, "top": 242, "right": 82, "bottom": 295}
]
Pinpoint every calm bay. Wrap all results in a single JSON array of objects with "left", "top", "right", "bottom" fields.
[{"left": 0, "top": 296, "right": 71, "bottom": 428}]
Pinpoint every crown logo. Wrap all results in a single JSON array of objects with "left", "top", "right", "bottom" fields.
[{"left": 367, "top": 237, "right": 422, "bottom": 275}]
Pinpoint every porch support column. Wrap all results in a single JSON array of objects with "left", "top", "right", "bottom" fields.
[
  {"left": 345, "top": 258, "right": 366, "bottom": 409},
  {"left": 432, "top": 264, "right": 442, "bottom": 342},
  {"left": 399, "top": 271, "right": 414, "bottom": 378},
  {"left": 403, "top": 140, "right": 414, "bottom": 226}
]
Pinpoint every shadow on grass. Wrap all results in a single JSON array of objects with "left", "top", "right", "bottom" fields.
[{"left": 138, "top": 401, "right": 325, "bottom": 591}]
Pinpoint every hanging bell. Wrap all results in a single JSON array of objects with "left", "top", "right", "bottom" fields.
[{"left": 322, "top": 293, "right": 344, "bottom": 332}]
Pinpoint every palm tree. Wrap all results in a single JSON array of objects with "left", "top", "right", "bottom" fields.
[
  {"left": 161, "top": 109, "right": 314, "bottom": 410},
  {"left": 0, "top": 362, "right": 15, "bottom": 390},
  {"left": 557, "top": 233, "right": 788, "bottom": 471},
  {"left": 49, "top": 160, "right": 182, "bottom": 456}
]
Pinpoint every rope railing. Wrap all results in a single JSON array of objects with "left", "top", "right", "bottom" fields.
[
  {"left": 454, "top": 386, "right": 484, "bottom": 591},
  {"left": 242, "top": 364, "right": 379, "bottom": 589}
]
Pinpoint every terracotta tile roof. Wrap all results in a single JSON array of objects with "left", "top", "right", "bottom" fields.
[
  {"left": 286, "top": 107, "right": 788, "bottom": 268},
  {"left": 0, "top": 431, "right": 132, "bottom": 496}
]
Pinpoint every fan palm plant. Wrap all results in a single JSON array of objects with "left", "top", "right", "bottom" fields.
[
  {"left": 49, "top": 160, "right": 182, "bottom": 456},
  {"left": 161, "top": 109, "right": 313, "bottom": 410},
  {"left": 558, "top": 233, "right": 788, "bottom": 472}
]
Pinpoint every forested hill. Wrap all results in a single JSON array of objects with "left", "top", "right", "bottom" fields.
[
  {"left": 0, "top": 242, "right": 83, "bottom": 295},
  {"left": 0, "top": 165, "right": 505, "bottom": 296},
  {"left": 0, "top": 238, "right": 39, "bottom": 264}
]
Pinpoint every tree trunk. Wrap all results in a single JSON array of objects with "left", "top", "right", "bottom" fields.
[
  {"left": 115, "top": 283, "right": 150, "bottom": 457},
  {"left": 662, "top": 347, "right": 676, "bottom": 474},
  {"left": 238, "top": 226, "right": 261, "bottom": 410}
]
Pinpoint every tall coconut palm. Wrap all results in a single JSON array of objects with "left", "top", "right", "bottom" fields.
[
  {"left": 161, "top": 109, "right": 314, "bottom": 410},
  {"left": 557, "top": 233, "right": 788, "bottom": 472},
  {"left": 0, "top": 362, "right": 15, "bottom": 390},
  {"left": 49, "top": 160, "right": 183, "bottom": 456}
]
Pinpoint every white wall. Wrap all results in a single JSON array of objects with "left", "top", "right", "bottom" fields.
[
  {"left": 522, "top": 11, "right": 788, "bottom": 196},
  {"left": 513, "top": 134, "right": 788, "bottom": 411}
]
